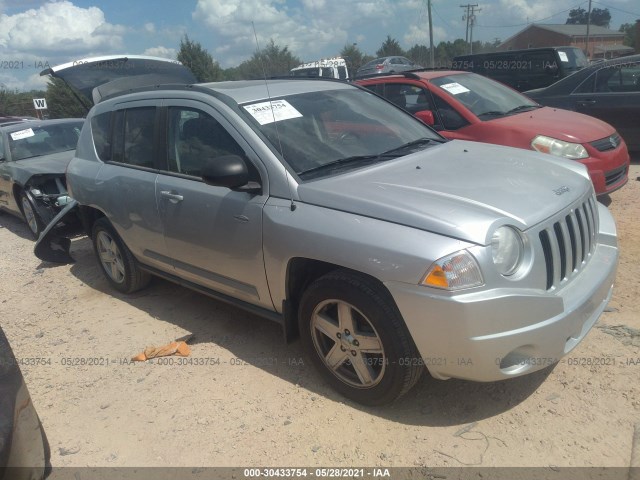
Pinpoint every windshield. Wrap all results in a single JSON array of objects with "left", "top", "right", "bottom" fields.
[
  {"left": 431, "top": 73, "right": 538, "bottom": 119},
  {"left": 557, "top": 47, "right": 588, "bottom": 73},
  {"left": 8, "top": 121, "right": 83, "bottom": 160},
  {"left": 240, "top": 88, "right": 442, "bottom": 180}
]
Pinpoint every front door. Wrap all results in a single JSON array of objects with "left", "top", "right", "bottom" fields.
[{"left": 155, "top": 100, "right": 272, "bottom": 309}]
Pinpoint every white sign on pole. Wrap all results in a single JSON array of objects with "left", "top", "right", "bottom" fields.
[{"left": 33, "top": 98, "right": 48, "bottom": 110}]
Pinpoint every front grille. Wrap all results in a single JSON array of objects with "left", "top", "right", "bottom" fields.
[
  {"left": 590, "top": 133, "right": 621, "bottom": 152},
  {"left": 605, "top": 165, "right": 627, "bottom": 187},
  {"left": 538, "top": 196, "right": 598, "bottom": 290}
]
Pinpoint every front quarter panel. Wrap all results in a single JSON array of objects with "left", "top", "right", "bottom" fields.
[{"left": 263, "top": 197, "right": 475, "bottom": 312}]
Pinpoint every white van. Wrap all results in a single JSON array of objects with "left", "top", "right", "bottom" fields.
[{"left": 290, "top": 57, "right": 349, "bottom": 80}]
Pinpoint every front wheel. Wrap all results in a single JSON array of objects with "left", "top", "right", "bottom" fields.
[
  {"left": 20, "top": 191, "right": 43, "bottom": 239},
  {"left": 92, "top": 217, "right": 150, "bottom": 294},
  {"left": 299, "top": 271, "right": 422, "bottom": 406}
]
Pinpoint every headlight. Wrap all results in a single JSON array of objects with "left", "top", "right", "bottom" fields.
[
  {"left": 531, "top": 135, "right": 588, "bottom": 160},
  {"left": 491, "top": 226, "right": 524, "bottom": 276},
  {"left": 422, "top": 250, "right": 484, "bottom": 290}
]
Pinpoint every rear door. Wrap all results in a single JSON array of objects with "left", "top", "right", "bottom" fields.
[
  {"left": 155, "top": 99, "right": 273, "bottom": 308},
  {"left": 91, "top": 102, "right": 169, "bottom": 271}
]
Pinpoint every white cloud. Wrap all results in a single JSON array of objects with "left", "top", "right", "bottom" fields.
[
  {"left": 143, "top": 46, "right": 177, "bottom": 60},
  {"left": 403, "top": 24, "right": 448, "bottom": 46},
  {"left": 144, "top": 22, "right": 156, "bottom": 34},
  {"left": 0, "top": 0, "right": 125, "bottom": 54}
]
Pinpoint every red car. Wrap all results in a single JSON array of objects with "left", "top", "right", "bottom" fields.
[{"left": 356, "top": 71, "right": 629, "bottom": 196}]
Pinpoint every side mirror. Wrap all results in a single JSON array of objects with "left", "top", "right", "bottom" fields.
[
  {"left": 415, "top": 110, "right": 435, "bottom": 126},
  {"left": 201, "top": 155, "right": 249, "bottom": 189}
]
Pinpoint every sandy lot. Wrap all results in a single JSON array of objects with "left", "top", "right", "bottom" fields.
[{"left": 1, "top": 163, "right": 639, "bottom": 474}]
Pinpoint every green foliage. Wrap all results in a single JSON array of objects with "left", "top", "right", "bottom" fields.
[
  {"left": 340, "top": 44, "right": 366, "bottom": 77},
  {"left": 0, "top": 88, "right": 46, "bottom": 117},
  {"left": 406, "top": 44, "right": 430, "bottom": 67},
  {"left": 177, "top": 35, "right": 224, "bottom": 82},
  {"left": 45, "top": 78, "right": 89, "bottom": 119},
  {"left": 566, "top": 7, "right": 611, "bottom": 28},
  {"left": 376, "top": 36, "right": 405, "bottom": 58},
  {"left": 619, "top": 23, "right": 637, "bottom": 49},
  {"left": 230, "top": 39, "right": 301, "bottom": 80}
]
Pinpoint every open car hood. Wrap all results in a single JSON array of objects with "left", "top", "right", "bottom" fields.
[{"left": 40, "top": 55, "right": 196, "bottom": 105}]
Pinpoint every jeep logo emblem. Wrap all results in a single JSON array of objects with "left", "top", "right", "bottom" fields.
[{"left": 553, "top": 186, "right": 570, "bottom": 195}]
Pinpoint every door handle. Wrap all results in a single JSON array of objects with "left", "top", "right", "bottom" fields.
[
  {"left": 577, "top": 100, "right": 596, "bottom": 107},
  {"left": 160, "top": 191, "right": 184, "bottom": 203}
]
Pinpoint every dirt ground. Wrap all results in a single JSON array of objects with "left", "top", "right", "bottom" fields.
[{"left": 1, "top": 161, "right": 639, "bottom": 473}]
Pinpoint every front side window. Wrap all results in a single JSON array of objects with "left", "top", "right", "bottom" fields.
[{"left": 167, "top": 107, "right": 245, "bottom": 177}]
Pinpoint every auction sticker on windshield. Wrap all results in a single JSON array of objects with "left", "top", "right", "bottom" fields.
[
  {"left": 244, "top": 99, "right": 302, "bottom": 125},
  {"left": 439, "top": 82, "right": 471, "bottom": 95},
  {"left": 558, "top": 51, "right": 569, "bottom": 62},
  {"left": 10, "top": 128, "right": 35, "bottom": 141}
]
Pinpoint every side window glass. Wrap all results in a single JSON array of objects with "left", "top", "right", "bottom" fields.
[
  {"left": 337, "top": 66, "right": 347, "bottom": 79},
  {"left": 574, "top": 73, "right": 596, "bottom": 94},
  {"left": 321, "top": 67, "right": 333, "bottom": 77},
  {"left": 606, "top": 64, "right": 640, "bottom": 92},
  {"left": 167, "top": 107, "right": 245, "bottom": 178},
  {"left": 433, "top": 95, "right": 468, "bottom": 130},
  {"left": 111, "top": 107, "right": 156, "bottom": 168},
  {"left": 362, "top": 84, "right": 384, "bottom": 95},
  {"left": 383, "top": 84, "right": 408, "bottom": 109},
  {"left": 401, "top": 85, "right": 433, "bottom": 114},
  {"left": 91, "top": 111, "right": 112, "bottom": 161}
]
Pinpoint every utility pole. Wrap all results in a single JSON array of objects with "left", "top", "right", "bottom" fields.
[
  {"left": 460, "top": 4, "right": 479, "bottom": 54},
  {"left": 585, "top": 0, "right": 592, "bottom": 59},
  {"left": 428, "top": 0, "right": 435, "bottom": 68}
]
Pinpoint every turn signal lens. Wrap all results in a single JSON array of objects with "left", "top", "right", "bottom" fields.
[{"left": 422, "top": 251, "right": 484, "bottom": 290}]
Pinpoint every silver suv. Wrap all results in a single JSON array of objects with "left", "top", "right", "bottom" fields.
[{"left": 37, "top": 56, "right": 619, "bottom": 405}]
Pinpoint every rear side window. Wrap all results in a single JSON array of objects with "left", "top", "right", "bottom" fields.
[
  {"left": 91, "top": 112, "right": 112, "bottom": 161},
  {"left": 110, "top": 107, "right": 157, "bottom": 168},
  {"left": 337, "top": 66, "right": 348, "bottom": 79}
]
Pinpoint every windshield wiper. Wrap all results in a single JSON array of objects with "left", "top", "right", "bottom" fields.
[
  {"left": 380, "top": 137, "right": 438, "bottom": 156},
  {"left": 506, "top": 105, "right": 540, "bottom": 114},
  {"left": 298, "top": 155, "right": 382, "bottom": 178},
  {"left": 477, "top": 110, "right": 506, "bottom": 117},
  {"left": 297, "top": 138, "right": 438, "bottom": 179}
]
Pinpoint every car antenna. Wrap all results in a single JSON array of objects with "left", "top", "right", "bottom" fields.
[{"left": 252, "top": 22, "right": 297, "bottom": 212}]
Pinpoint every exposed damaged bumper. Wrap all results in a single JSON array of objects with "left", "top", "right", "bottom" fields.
[{"left": 34, "top": 199, "right": 78, "bottom": 264}]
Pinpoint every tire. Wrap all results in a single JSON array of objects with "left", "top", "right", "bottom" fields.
[
  {"left": 92, "top": 217, "right": 151, "bottom": 294},
  {"left": 299, "top": 270, "right": 423, "bottom": 406},
  {"left": 19, "top": 190, "right": 43, "bottom": 239}
]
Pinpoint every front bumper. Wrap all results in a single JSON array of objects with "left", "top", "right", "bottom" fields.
[{"left": 386, "top": 204, "right": 618, "bottom": 382}]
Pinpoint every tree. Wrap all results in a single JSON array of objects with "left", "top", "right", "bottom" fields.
[
  {"left": 231, "top": 40, "right": 301, "bottom": 80},
  {"left": 177, "top": 35, "right": 223, "bottom": 82},
  {"left": 619, "top": 23, "right": 637, "bottom": 50},
  {"left": 565, "top": 7, "right": 611, "bottom": 27},
  {"left": 376, "top": 36, "right": 405, "bottom": 57},
  {"left": 0, "top": 88, "right": 49, "bottom": 117},
  {"left": 45, "top": 78, "right": 89, "bottom": 119},
  {"left": 340, "top": 44, "right": 366, "bottom": 76},
  {"left": 406, "top": 44, "right": 430, "bottom": 67}
]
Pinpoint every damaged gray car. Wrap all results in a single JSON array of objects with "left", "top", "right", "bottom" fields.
[{"left": 0, "top": 119, "right": 83, "bottom": 238}]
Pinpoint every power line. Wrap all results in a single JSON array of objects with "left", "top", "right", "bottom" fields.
[
  {"left": 476, "top": 2, "right": 587, "bottom": 28},
  {"left": 460, "top": 4, "right": 480, "bottom": 53},
  {"left": 592, "top": 1, "right": 640, "bottom": 18}
]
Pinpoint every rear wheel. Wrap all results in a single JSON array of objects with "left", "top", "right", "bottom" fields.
[
  {"left": 20, "top": 191, "right": 43, "bottom": 239},
  {"left": 299, "top": 271, "right": 422, "bottom": 406},
  {"left": 92, "top": 217, "right": 150, "bottom": 293}
]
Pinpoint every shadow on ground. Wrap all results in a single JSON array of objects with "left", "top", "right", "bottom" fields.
[{"left": 26, "top": 233, "right": 554, "bottom": 427}]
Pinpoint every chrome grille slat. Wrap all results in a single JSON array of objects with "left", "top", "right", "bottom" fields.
[
  {"left": 559, "top": 220, "right": 574, "bottom": 275},
  {"left": 568, "top": 212, "right": 582, "bottom": 268},
  {"left": 538, "top": 196, "right": 598, "bottom": 290}
]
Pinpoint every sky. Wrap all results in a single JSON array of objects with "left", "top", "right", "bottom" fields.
[{"left": 0, "top": 0, "right": 638, "bottom": 91}]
